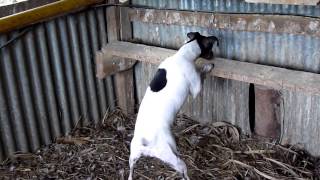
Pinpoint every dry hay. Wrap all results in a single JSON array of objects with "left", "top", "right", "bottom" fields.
[{"left": 0, "top": 109, "right": 319, "bottom": 179}]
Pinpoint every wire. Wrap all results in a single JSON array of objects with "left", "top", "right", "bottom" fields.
[
  {"left": 1, "top": 2, "right": 319, "bottom": 50},
  {"left": 94, "top": 3, "right": 320, "bottom": 19},
  {"left": 0, "top": 27, "right": 32, "bottom": 50}
]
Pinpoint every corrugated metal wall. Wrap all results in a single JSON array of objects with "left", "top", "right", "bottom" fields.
[
  {"left": 0, "top": 6, "right": 115, "bottom": 161},
  {"left": 133, "top": 0, "right": 320, "bottom": 17},
  {"left": 132, "top": 0, "right": 320, "bottom": 155}
]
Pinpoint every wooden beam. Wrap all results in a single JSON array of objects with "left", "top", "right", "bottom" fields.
[
  {"left": 98, "top": 41, "right": 320, "bottom": 96},
  {"left": 0, "top": 0, "right": 103, "bottom": 34},
  {"left": 0, "top": 0, "right": 58, "bottom": 18},
  {"left": 129, "top": 8, "right": 320, "bottom": 37}
]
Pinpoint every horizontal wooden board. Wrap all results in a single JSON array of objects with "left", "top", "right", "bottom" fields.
[
  {"left": 129, "top": 8, "right": 320, "bottom": 37},
  {"left": 99, "top": 41, "right": 320, "bottom": 96}
]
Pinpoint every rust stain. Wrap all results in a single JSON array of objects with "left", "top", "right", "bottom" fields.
[{"left": 129, "top": 8, "right": 320, "bottom": 37}]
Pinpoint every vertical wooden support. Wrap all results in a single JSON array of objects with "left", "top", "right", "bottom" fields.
[
  {"left": 254, "top": 85, "right": 281, "bottom": 139},
  {"left": 106, "top": 0, "right": 135, "bottom": 114}
]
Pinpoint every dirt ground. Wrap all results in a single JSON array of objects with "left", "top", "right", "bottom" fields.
[{"left": 0, "top": 109, "right": 319, "bottom": 180}]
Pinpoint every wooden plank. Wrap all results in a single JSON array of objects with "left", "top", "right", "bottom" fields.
[
  {"left": 105, "top": 0, "right": 118, "bottom": 111},
  {"left": 0, "top": 0, "right": 104, "bottom": 34},
  {"left": 245, "top": 0, "right": 319, "bottom": 5},
  {"left": 116, "top": 6, "right": 135, "bottom": 114},
  {"left": 128, "top": 8, "right": 320, "bottom": 37},
  {"left": 0, "top": 0, "right": 58, "bottom": 18},
  {"left": 254, "top": 85, "right": 281, "bottom": 139},
  {"left": 100, "top": 41, "right": 320, "bottom": 96},
  {"left": 106, "top": 1, "right": 135, "bottom": 114},
  {"left": 96, "top": 54, "right": 136, "bottom": 78}
]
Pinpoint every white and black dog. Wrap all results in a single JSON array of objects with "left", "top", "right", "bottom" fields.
[{"left": 129, "top": 32, "right": 219, "bottom": 180}]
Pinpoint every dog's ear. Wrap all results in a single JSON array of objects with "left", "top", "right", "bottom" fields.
[
  {"left": 199, "top": 35, "right": 219, "bottom": 59},
  {"left": 187, "top": 32, "right": 200, "bottom": 40},
  {"left": 202, "top": 36, "right": 219, "bottom": 47},
  {"left": 209, "top": 36, "right": 219, "bottom": 46}
]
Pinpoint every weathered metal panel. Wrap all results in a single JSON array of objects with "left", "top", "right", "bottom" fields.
[
  {"left": 132, "top": 0, "right": 320, "bottom": 155},
  {"left": 88, "top": 9, "right": 109, "bottom": 119},
  {"left": 24, "top": 30, "right": 51, "bottom": 145},
  {"left": 57, "top": 17, "right": 80, "bottom": 128},
  {"left": 129, "top": 8, "right": 320, "bottom": 37},
  {"left": 0, "top": 35, "right": 29, "bottom": 152},
  {"left": 35, "top": 24, "right": 61, "bottom": 139},
  {"left": 78, "top": 12, "right": 100, "bottom": 124},
  {"left": 133, "top": 0, "right": 320, "bottom": 17},
  {"left": 12, "top": 31, "right": 41, "bottom": 151},
  {"left": 46, "top": 20, "right": 72, "bottom": 134},
  {"left": 0, "top": 6, "right": 114, "bottom": 161},
  {"left": 0, "top": 65, "right": 15, "bottom": 157},
  {"left": 281, "top": 91, "right": 320, "bottom": 155}
]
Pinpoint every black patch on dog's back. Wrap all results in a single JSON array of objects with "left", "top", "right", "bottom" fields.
[{"left": 150, "top": 68, "right": 167, "bottom": 92}]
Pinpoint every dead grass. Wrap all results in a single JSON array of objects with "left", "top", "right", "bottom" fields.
[{"left": 0, "top": 109, "right": 319, "bottom": 180}]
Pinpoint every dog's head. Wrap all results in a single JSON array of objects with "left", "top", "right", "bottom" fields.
[{"left": 187, "top": 32, "right": 219, "bottom": 60}]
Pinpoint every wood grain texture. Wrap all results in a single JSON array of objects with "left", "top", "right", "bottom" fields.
[{"left": 106, "top": 2, "right": 135, "bottom": 114}]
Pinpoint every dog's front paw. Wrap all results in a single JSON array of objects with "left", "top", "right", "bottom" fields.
[{"left": 201, "top": 64, "right": 214, "bottom": 73}]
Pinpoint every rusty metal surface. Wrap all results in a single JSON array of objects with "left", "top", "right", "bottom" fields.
[
  {"left": 131, "top": 20, "right": 320, "bottom": 73},
  {"left": 132, "top": 0, "right": 320, "bottom": 155},
  {"left": 129, "top": 8, "right": 320, "bottom": 37},
  {"left": 0, "top": 6, "right": 115, "bottom": 161},
  {"left": 132, "top": 0, "right": 320, "bottom": 17}
]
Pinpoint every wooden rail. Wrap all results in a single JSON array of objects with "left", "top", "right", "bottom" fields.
[
  {"left": 129, "top": 8, "right": 320, "bottom": 37},
  {"left": 97, "top": 41, "right": 320, "bottom": 96},
  {"left": 0, "top": 0, "right": 103, "bottom": 34}
]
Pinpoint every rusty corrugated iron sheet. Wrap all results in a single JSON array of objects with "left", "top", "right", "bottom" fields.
[
  {"left": 0, "top": 7, "right": 115, "bottom": 161},
  {"left": 133, "top": 0, "right": 320, "bottom": 17},
  {"left": 132, "top": 0, "right": 320, "bottom": 156},
  {"left": 129, "top": 8, "right": 320, "bottom": 37}
]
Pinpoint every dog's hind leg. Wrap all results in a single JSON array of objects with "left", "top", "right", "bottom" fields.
[
  {"left": 128, "top": 139, "right": 143, "bottom": 180},
  {"left": 153, "top": 145, "right": 190, "bottom": 180}
]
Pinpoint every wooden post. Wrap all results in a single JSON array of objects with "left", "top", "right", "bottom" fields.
[{"left": 106, "top": 0, "right": 135, "bottom": 114}]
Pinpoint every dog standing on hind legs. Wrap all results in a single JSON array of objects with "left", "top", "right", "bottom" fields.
[{"left": 128, "top": 32, "right": 219, "bottom": 180}]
